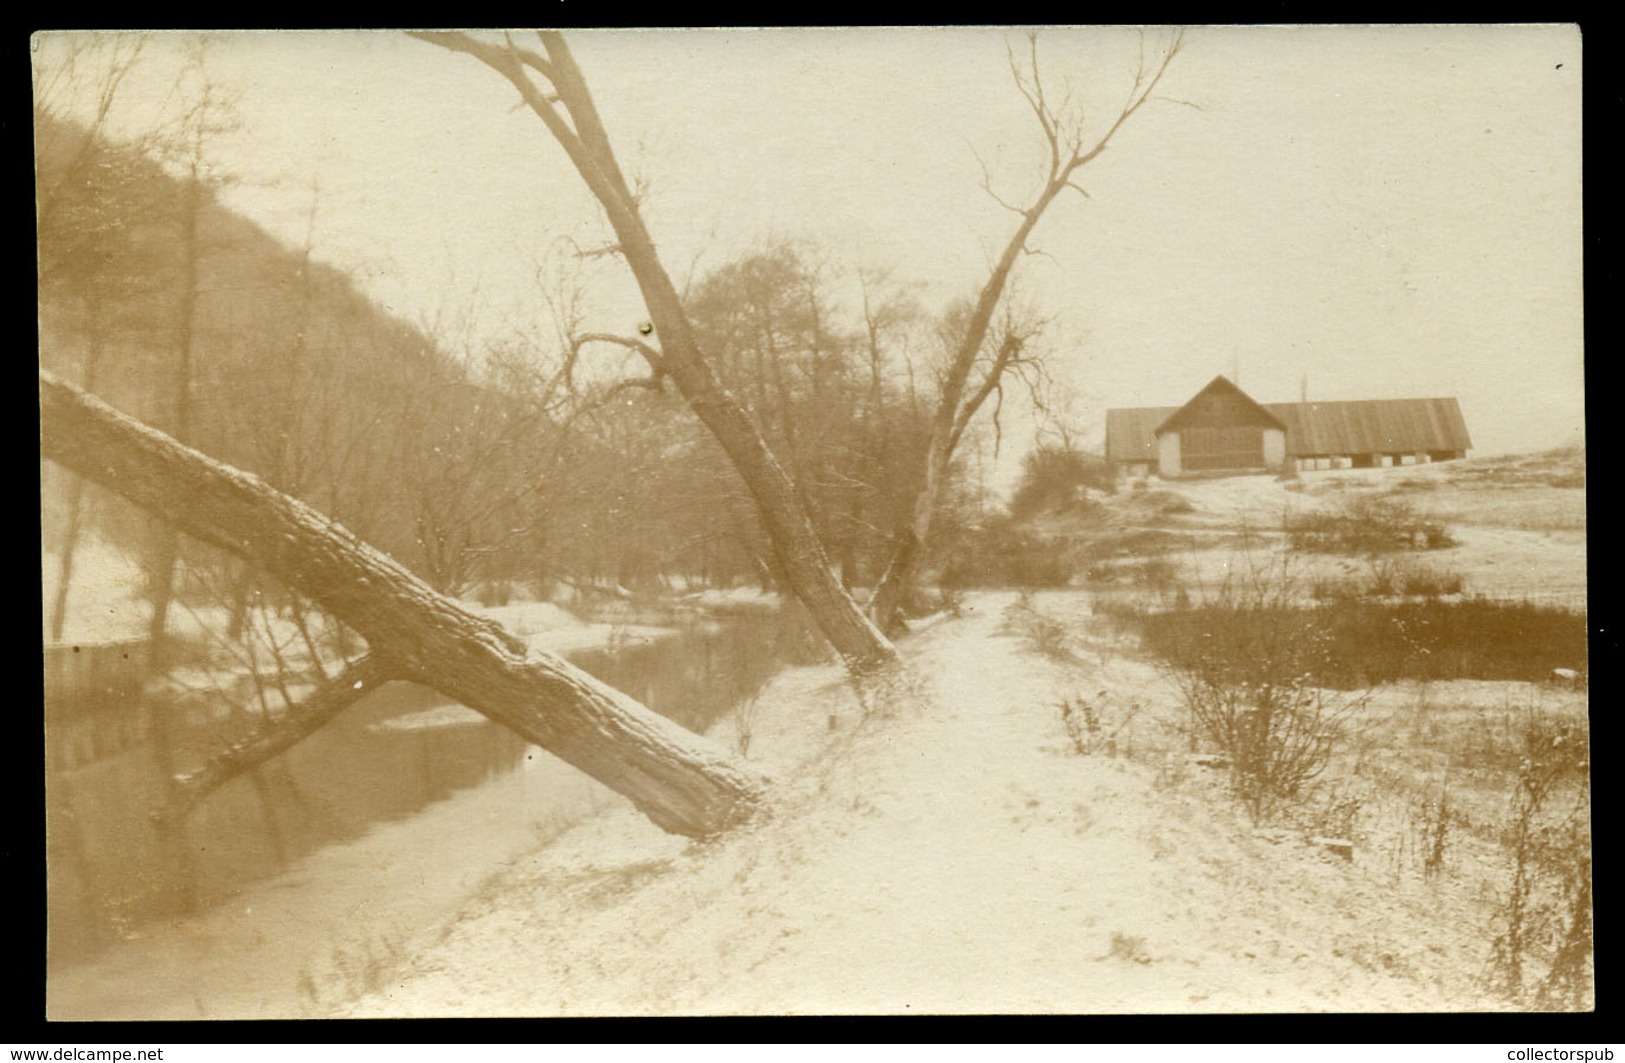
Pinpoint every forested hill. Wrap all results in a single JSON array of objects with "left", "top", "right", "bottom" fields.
[{"left": 37, "top": 108, "right": 559, "bottom": 595}]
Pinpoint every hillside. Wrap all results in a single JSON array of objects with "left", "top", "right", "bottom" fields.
[{"left": 37, "top": 107, "right": 507, "bottom": 591}]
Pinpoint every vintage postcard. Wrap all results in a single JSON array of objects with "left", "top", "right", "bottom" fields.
[{"left": 37, "top": 26, "right": 1586, "bottom": 1019}]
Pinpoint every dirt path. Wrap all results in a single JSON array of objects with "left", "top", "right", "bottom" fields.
[{"left": 339, "top": 592, "right": 1492, "bottom": 1016}]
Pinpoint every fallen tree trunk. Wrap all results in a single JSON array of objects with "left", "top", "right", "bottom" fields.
[{"left": 41, "top": 369, "right": 769, "bottom": 837}]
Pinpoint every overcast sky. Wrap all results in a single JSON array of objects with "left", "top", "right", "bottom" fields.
[{"left": 34, "top": 26, "right": 1584, "bottom": 460}]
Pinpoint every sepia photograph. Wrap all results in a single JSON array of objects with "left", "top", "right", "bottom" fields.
[{"left": 36, "top": 25, "right": 1587, "bottom": 1019}]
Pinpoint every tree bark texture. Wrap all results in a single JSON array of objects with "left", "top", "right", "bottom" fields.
[{"left": 41, "top": 370, "right": 769, "bottom": 837}]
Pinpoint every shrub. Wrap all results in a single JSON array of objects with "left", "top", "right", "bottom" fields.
[
  {"left": 1397, "top": 562, "right": 1465, "bottom": 598},
  {"left": 1173, "top": 656, "right": 1364, "bottom": 824},
  {"left": 1287, "top": 496, "right": 1456, "bottom": 554},
  {"left": 939, "top": 522, "right": 1077, "bottom": 589},
  {"left": 1144, "top": 572, "right": 1367, "bottom": 823},
  {"left": 1365, "top": 559, "right": 1467, "bottom": 599},
  {"left": 1004, "top": 594, "right": 1080, "bottom": 663},
  {"left": 1008, "top": 444, "right": 1115, "bottom": 519},
  {"left": 1489, "top": 709, "right": 1592, "bottom": 1008},
  {"left": 1059, "top": 691, "right": 1139, "bottom": 757}
]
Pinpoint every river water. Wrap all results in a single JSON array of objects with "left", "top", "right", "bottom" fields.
[{"left": 45, "top": 604, "right": 822, "bottom": 1019}]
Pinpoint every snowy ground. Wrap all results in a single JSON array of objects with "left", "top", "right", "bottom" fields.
[
  {"left": 1091, "top": 453, "right": 1586, "bottom": 610},
  {"left": 326, "top": 590, "right": 1554, "bottom": 1017},
  {"left": 45, "top": 448, "right": 1588, "bottom": 1017}
]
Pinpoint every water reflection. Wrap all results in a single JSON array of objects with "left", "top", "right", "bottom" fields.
[{"left": 46, "top": 604, "right": 820, "bottom": 968}]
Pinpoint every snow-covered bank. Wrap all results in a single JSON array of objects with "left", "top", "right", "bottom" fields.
[
  {"left": 469, "top": 599, "right": 677, "bottom": 657},
  {"left": 334, "top": 590, "right": 1517, "bottom": 1016}
]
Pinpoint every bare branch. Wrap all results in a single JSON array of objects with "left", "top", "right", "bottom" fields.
[
  {"left": 158, "top": 654, "right": 399, "bottom": 823},
  {"left": 1157, "top": 94, "right": 1207, "bottom": 111},
  {"left": 570, "top": 331, "right": 666, "bottom": 370},
  {"left": 599, "top": 373, "right": 669, "bottom": 404},
  {"left": 576, "top": 242, "right": 624, "bottom": 260},
  {"left": 408, "top": 30, "right": 612, "bottom": 209},
  {"left": 971, "top": 143, "right": 1029, "bottom": 217}
]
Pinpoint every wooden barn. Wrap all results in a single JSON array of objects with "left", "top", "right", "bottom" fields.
[{"left": 1106, "top": 375, "right": 1472, "bottom": 480}]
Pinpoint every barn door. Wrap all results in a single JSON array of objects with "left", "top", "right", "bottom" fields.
[{"left": 1182, "top": 426, "right": 1265, "bottom": 471}]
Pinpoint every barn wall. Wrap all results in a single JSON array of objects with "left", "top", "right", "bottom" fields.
[
  {"left": 1264, "top": 428, "right": 1286, "bottom": 470},
  {"left": 1158, "top": 433, "right": 1181, "bottom": 478}
]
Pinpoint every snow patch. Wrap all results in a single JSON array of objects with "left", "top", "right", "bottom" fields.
[{"left": 369, "top": 703, "right": 488, "bottom": 732}]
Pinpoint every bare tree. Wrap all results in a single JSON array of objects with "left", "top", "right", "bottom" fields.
[
  {"left": 869, "top": 30, "right": 1185, "bottom": 634},
  {"left": 33, "top": 33, "right": 161, "bottom": 288},
  {"left": 142, "top": 38, "right": 244, "bottom": 674},
  {"left": 411, "top": 31, "right": 899, "bottom": 674},
  {"left": 36, "top": 34, "right": 172, "bottom": 644}
]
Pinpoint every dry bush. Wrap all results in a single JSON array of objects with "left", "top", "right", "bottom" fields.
[
  {"left": 1298, "top": 782, "right": 1365, "bottom": 841},
  {"left": 1059, "top": 691, "right": 1139, "bottom": 757},
  {"left": 1396, "top": 561, "right": 1466, "bottom": 598},
  {"left": 1175, "top": 662, "right": 1365, "bottom": 824},
  {"left": 1004, "top": 593, "right": 1081, "bottom": 663},
  {"left": 1145, "top": 553, "right": 1369, "bottom": 823},
  {"left": 1287, "top": 496, "right": 1456, "bottom": 554},
  {"left": 1417, "top": 788, "right": 1453, "bottom": 879},
  {"left": 1384, "top": 785, "right": 1455, "bottom": 882},
  {"left": 1364, "top": 558, "right": 1466, "bottom": 599},
  {"left": 1488, "top": 708, "right": 1592, "bottom": 1008}
]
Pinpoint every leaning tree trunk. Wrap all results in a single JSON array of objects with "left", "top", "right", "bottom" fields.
[
  {"left": 866, "top": 32, "right": 1184, "bottom": 637},
  {"left": 412, "top": 31, "right": 899, "bottom": 676},
  {"left": 546, "top": 33, "right": 897, "bottom": 674},
  {"left": 870, "top": 204, "right": 1049, "bottom": 637},
  {"left": 40, "top": 370, "right": 768, "bottom": 837}
]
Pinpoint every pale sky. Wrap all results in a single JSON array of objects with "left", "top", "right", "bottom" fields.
[{"left": 34, "top": 26, "right": 1585, "bottom": 460}]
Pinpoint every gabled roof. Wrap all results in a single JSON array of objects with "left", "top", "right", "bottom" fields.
[
  {"left": 1106, "top": 379, "right": 1473, "bottom": 463},
  {"left": 1154, "top": 375, "right": 1287, "bottom": 436}
]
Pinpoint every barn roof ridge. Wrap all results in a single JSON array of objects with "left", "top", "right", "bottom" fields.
[
  {"left": 1104, "top": 379, "right": 1472, "bottom": 464},
  {"left": 1152, "top": 374, "right": 1287, "bottom": 436}
]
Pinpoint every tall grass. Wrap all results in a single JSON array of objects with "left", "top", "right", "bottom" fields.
[{"left": 1287, "top": 496, "right": 1456, "bottom": 553}]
